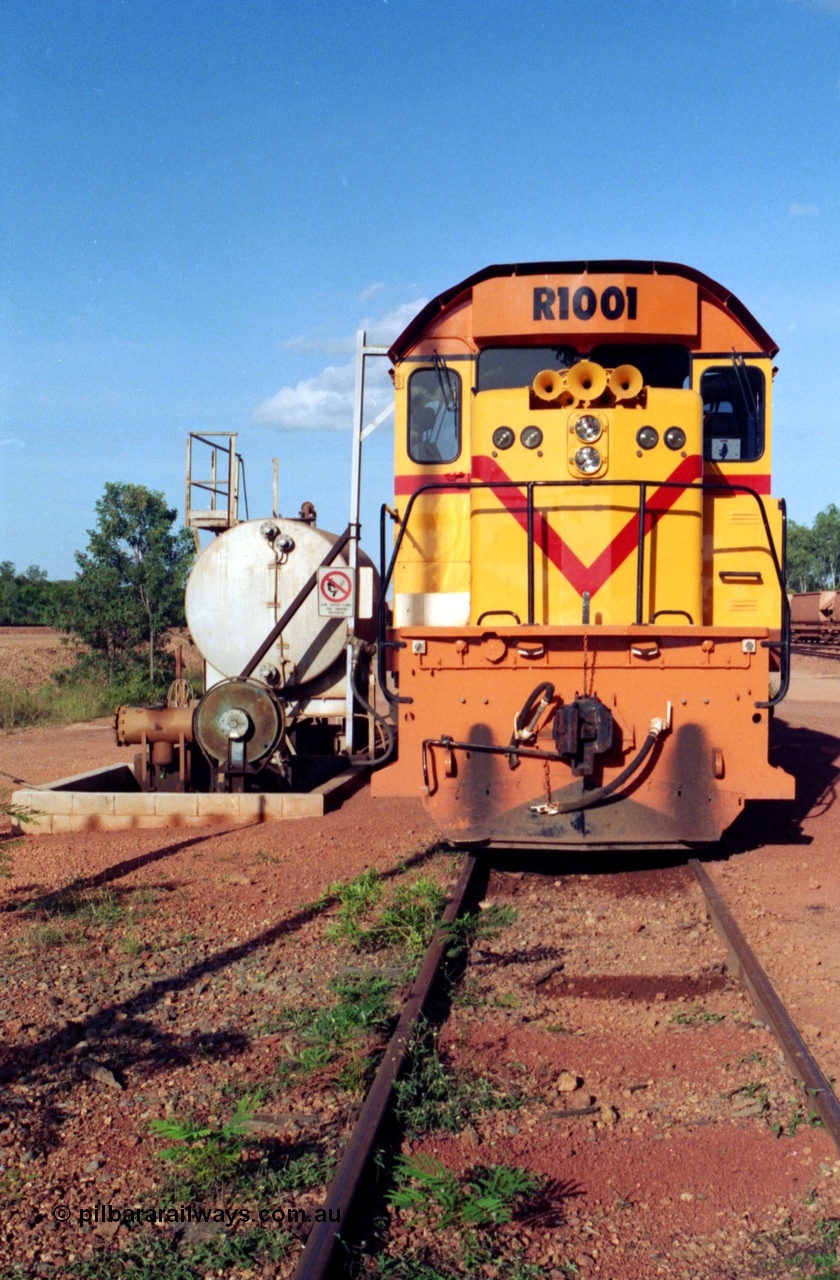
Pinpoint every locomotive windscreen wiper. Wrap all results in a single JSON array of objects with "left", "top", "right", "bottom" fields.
[
  {"left": 730, "top": 348, "right": 759, "bottom": 434},
  {"left": 433, "top": 353, "right": 458, "bottom": 414}
]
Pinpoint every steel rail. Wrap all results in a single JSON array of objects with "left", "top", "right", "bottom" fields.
[
  {"left": 690, "top": 858, "right": 840, "bottom": 1150},
  {"left": 292, "top": 854, "right": 480, "bottom": 1280}
]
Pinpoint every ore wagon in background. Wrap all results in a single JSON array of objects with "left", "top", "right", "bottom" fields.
[{"left": 789, "top": 591, "right": 839, "bottom": 643}]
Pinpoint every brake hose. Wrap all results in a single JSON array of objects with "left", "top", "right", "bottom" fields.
[
  {"left": 349, "top": 647, "right": 396, "bottom": 769},
  {"left": 534, "top": 715, "right": 667, "bottom": 815},
  {"left": 508, "top": 682, "right": 555, "bottom": 768}
]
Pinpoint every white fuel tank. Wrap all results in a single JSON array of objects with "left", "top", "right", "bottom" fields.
[{"left": 185, "top": 519, "right": 377, "bottom": 688}]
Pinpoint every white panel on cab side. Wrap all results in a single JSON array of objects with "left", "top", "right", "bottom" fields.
[{"left": 394, "top": 591, "right": 471, "bottom": 626}]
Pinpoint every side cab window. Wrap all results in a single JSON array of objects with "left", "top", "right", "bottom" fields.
[
  {"left": 701, "top": 364, "right": 765, "bottom": 462},
  {"left": 408, "top": 367, "right": 461, "bottom": 463}
]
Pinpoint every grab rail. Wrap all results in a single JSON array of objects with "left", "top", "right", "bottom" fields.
[{"left": 377, "top": 479, "right": 789, "bottom": 711}]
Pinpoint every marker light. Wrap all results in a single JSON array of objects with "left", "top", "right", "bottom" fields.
[
  {"left": 636, "top": 426, "right": 658, "bottom": 450},
  {"left": 664, "top": 426, "right": 686, "bottom": 450},
  {"left": 575, "top": 446, "right": 602, "bottom": 474},
  {"left": 575, "top": 414, "right": 602, "bottom": 442}
]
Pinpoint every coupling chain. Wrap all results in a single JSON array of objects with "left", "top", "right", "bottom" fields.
[{"left": 582, "top": 633, "right": 595, "bottom": 698}]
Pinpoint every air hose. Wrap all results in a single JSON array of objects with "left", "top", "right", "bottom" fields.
[
  {"left": 534, "top": 715, "right": 667, "bottom": 815},
  {"left": 349, "top": 645, "right": 396, "bottom": 769},
  {"left": 508, "top": 682, "right": 555, "bottom": 768}
]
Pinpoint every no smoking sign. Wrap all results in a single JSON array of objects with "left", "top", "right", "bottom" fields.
[{"left": 317, "top": 566, "right": 355, "bottom": 617}]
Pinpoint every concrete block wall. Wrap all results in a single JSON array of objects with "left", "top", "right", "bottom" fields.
[
  {"left": 11, "top": 783, "right": 326, "bottom": 834},
  {"left": 10, "top": 762, "right": 364, "bottom": 835}
]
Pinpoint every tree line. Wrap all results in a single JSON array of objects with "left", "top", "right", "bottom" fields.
[
  {"left": 0, "top": 563, "right": 75, "bottom": 627},
  {"left": 3, "top": 482, "right": 194, "bottom": 698},
  {"left": 787, "top": 505, "right": 840, "bottom": 594}
]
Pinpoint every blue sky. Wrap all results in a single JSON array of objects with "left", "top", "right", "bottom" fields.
[{"left": 2, "top": 0, "right": 839, "bottom": 579}]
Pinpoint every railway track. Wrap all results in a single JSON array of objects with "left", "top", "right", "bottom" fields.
[
  {"left": 689, "top": 859, "right": 840, "bottom": 1140},
  {"left": 791, "top": 639, "right": 840, "bottom": 659},
  {"left": 290, "top": 853, "right": 840, "bottom": 1280},
  {"left": 292, "top": 854, "right": 481, "bottom": 1279}
]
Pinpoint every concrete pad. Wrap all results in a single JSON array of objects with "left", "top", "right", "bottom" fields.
[
  {"left": 113, "top": 793, "right": 157, "bottom": 815},
  {"left": 13, "top": 790, "right": 73, "bottom": 815},
  {"left": 277, "top": 792, "right": 324, "bottom": 818},
  {"left": 197, "top": 793, "right": 242, "bottom": 816},
  {"left": 15, "top": 812, "right": 54, "bottom": 835},
  {"left": 154, "top": 792, "right": 199, "bottom": 816},
  {"left": 11, "top": 762, "right": 366, "bottom": 835},
  {"left": 71, "top": 793, "right": 115, "bottom": 815},
  {"left": 39, "top": 763, "right": 139, "bottom": 793}
]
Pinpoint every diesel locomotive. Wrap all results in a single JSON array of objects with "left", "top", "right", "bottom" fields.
[{"left": 371, "top": 261, "right": 793, "bottom": 848}]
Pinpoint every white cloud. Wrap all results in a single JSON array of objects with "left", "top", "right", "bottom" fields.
[
  {"left": 788, "top": 202, "right": 821, "bottom": 216},
  {"left": 361, "top": 299, "right": 427, "bottom": 345},
  {"left": 0, "top": 438, "right": 25, "bottom": 449},
  {"left": 254, "top": 297, "right": 427, "bottom": 431},
  {"left": 253, "top": 362, "right": 358, "bottom": 431},
  {"left": 359, "top": 282, "right": 386, "bottom": 302}
]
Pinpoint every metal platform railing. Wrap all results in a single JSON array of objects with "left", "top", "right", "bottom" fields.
[{"left": 185, "top": 433, "right": 244, "bottom": 536}]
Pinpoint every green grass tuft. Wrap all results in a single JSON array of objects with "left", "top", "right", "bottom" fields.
[
  {"left": 64, "top": 1222, "right": 292, "bottom": 1278},
  {"left": 388, "top": 1154, "right": 539, "bottom": 1230},
  {"left": 394, "top": 1024, "right": 523, "bottom": 1137},
  {"left": 274, "top": 972, "right": 396, "bottom": 1083},
  {"left": 150, "top": 1096, "right": 255, "bottom": 1192}
]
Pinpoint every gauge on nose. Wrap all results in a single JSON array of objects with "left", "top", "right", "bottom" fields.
[
  {"left": 492, "top": 425, "right": 515, "bottom": 450},
  {"left": 521, "top": 425, "right": 543, "bottom": 450}
]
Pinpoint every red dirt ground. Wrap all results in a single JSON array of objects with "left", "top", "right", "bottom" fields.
[{"left": 0, "top": 641, "right": 839, "bottom": 1276}]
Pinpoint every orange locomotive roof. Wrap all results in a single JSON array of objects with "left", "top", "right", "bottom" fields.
[{"left": 389, "top": 260, "right": 778, "bottom": 361}]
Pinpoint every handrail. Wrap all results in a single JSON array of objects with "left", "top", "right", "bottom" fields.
[
  {"left": 190, "top": 432, "right": 234, "bottom": 454},
  {"left": 377, "top": 477, "right": 789, "bottom": 710}
]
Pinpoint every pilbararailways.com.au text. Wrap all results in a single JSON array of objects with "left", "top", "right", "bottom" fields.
[{"left": 52, "top": 1203, "right": 340, "bottom": 1228}]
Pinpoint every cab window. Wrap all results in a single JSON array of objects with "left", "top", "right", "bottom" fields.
[
  {"left": 408, "top": 366, "right": 461, "bottom": 463},
  {"left": 590, "top": 343, "right": 690, "bottom": 389},
  {"left": 478, "top": 346, "right": 578, "bottom": 391},
  {"left": 701, "top": 364, "right": 765, "bottom": 462}
]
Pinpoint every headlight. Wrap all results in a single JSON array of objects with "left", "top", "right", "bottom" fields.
[
  {"left": 636, "top": 426, "right": 658, "bottom": 450},
  {"left": 575, "top": 446, "right": 602, "bottom": 474},
  {"left": 575, "top": 414, "right": 602, "bottom": 443},
  {"left": 664, "top": 426, "right": 686, "bottom": 450}
]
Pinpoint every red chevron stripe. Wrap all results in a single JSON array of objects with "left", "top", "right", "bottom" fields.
[
  {"left": 470, "top": 454, "right": 702, "bottom": 597},
  {"left": 394, "top": 472, "right": 471, "bottom": 496},
  {"left": 703, "top": 471, "right": 771, "bottom": 494}
]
